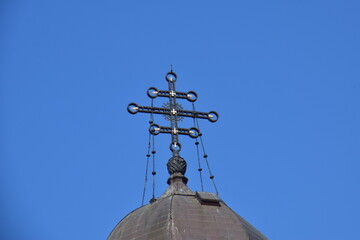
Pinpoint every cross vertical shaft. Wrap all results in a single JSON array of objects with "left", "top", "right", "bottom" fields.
[{"left": 167, "top": 72, "right": 180, "bottom": 157}]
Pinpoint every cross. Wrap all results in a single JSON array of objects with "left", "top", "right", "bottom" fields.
[{"left": 127, "top": 70, "right": 218, "bottom": 157}]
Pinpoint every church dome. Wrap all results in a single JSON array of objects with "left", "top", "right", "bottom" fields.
[
  {"left": 108, "top": 174, "right": 268, "bottom": 240},
  {"left": 111, "top": 70, "right": 269, "bottom": 240}
]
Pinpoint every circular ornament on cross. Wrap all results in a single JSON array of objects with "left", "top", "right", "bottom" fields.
[
  {"left": 162, "top": 102, "right": 184, "bottom": 121},
  {"left": 170, "top": 142, "right": 182, "bottom": 152},
  {"left": 166, "top": 72, "right": 177, "bottom": 82},
  {"left": 149, "top": 123, "right": 160, "bottom": 135}
]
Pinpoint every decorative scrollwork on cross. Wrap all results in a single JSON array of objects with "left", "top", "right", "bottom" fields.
[{"left": 127, "top": 70, "right": 218, "bottom": 158}]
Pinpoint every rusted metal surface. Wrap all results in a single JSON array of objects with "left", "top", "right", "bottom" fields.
[{"left": 108, "top": 176, "right": 268, "bottom": 240}]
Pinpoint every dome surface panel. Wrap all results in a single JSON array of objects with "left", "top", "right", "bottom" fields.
[
  {"left": 109, "top": 197, "right": 172, "bottom": 240},
  {"left": 170, "top": 194, "right": 249, "bottom": 240}
]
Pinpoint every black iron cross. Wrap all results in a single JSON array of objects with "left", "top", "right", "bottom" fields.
[{"left": 127, "top": 71, "right": 218, "bottom": 157}]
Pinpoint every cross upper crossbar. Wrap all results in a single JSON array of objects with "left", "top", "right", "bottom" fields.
[{"left": 147, "top": 87, "right": 198, "bottom": 102}]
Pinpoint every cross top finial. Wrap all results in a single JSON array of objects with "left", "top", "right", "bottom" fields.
[{"left": 127, "top": 70, "right": 218, "bottom": 176}]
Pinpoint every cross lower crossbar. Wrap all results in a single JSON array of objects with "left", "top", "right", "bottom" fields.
[{"left": 149, "top": 124, "right": 200, "bottom": 138}]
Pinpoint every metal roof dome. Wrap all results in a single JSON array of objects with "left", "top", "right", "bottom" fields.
[{"left": 108, "top": 174, "right": 268, "bottom": 240}]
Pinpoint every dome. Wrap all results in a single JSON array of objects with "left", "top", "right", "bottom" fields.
[{"left": 108, "top": 174, "right": 268, "bottom": 240}]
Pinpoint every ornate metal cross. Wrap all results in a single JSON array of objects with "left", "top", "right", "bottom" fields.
[{"left": 127, "top": 70, "right": 218, "bottom": 158}]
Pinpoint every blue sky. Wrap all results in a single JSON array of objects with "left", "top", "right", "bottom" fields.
[{"left": 1, "top": 0, "right": 359, "bottom": 239}]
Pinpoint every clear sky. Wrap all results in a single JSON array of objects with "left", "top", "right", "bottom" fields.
[{"left": 1, "top": 1, "right": 359, "bottom": 239}]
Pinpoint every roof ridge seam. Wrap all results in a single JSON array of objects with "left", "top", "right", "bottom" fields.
[
  {"left": 169, "top": 194, "right": 174, "bottom": 240},
  {"left": 173, "top": 193, "right": 195, "bottom": 196}
]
